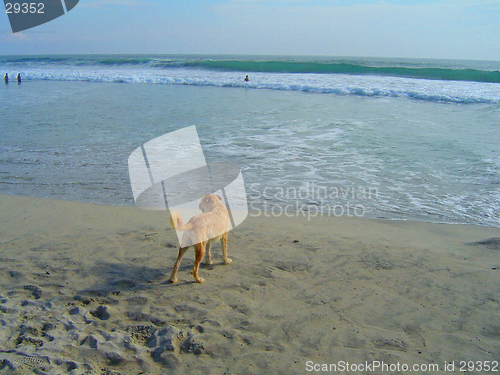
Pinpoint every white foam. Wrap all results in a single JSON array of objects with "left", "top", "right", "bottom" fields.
[{"left": 6, "top": 66, "right": 499, "bottom": 104}]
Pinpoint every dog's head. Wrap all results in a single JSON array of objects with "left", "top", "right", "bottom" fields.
[{"left": 199, "top": 194, "right": 223, "bottom": 213}]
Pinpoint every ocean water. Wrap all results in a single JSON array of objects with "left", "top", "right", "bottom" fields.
[{"left": 0, "top": 55, "right": 499, "bottom": 227}]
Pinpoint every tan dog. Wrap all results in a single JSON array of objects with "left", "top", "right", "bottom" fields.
[{"left": 168, "top": 194, "right": 231, "bottom": 283}]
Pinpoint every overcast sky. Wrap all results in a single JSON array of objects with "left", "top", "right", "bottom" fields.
[{"left": 1, "top": 0, "right": 499, "bottom": 60}]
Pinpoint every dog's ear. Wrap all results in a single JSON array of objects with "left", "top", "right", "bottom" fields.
[{"left": 217, "top": 195, "right": 222, "bottom": 201}]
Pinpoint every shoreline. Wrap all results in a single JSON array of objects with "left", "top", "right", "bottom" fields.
[
  {"left": 1, "top": 191, "right": 498, "bottom": 229},
  {"left": 0, "top": 193, "right": 499, "bottom": 374}
]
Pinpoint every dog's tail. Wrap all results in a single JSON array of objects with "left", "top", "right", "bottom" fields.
[{"left": 169, "top": 211, "right": 194, "bottom": 231}]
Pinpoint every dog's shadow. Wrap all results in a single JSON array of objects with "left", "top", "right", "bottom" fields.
[{"left": 76, "top": 259, "right": 225, "bottom": 296}]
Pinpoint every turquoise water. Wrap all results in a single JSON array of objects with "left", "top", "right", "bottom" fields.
[
  {"left": 0, "top": 55, "right": 499, "bottom": 227},
  {"left": 2, "top": 55, "right": 499, "bottom": 83}
]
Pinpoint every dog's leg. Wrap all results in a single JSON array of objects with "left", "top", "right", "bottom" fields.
[
  {"left": 221, "top": 233, "right": 232, "bottom": 265},
  {"left": 205, "top": 242, "right": 213, "bottom": 266},
  {"left": 193, "top": 241, "right": 206, "bottom": 283},
  {"left": 169, "top": 246, "right": 189, "bottom": 283}
]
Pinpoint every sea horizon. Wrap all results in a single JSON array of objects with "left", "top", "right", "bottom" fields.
[{"left": 2, "top": 52, "right": 499, "bottom": 62}]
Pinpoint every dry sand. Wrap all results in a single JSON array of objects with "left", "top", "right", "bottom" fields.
[{"left": 0, "top": 194, "right": 499, "bottom": 374}]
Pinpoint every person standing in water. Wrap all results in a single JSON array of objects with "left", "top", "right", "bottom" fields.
[
  {"left": 17, "top": 73, "right": 21, "bottom": 83},
  {"left": 244, "top": 75, "right": 249, "bottom": 82},
  {"left": 4, "top": 73, "right": 8, "bottom": 83}
]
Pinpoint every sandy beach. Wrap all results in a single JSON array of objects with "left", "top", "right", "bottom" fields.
[{"left": 0, "top": 193, "right": 499, "bottom": 374}]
